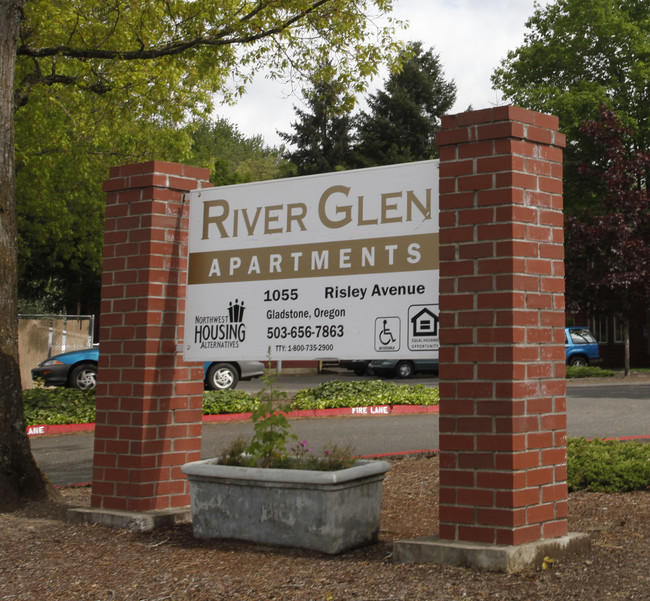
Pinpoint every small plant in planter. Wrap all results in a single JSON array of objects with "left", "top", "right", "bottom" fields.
[
  {"left": 181, "top": 355, "right": 392, "bottom": 554},
  {"left": 218, "top": 361, "right": 355, "bottom": 470}
]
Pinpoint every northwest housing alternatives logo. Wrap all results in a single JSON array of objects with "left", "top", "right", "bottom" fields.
[{"left": 193, "top": 299, "right": 247, "bottom": 349}]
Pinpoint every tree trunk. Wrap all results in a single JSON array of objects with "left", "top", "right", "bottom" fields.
[
  {"left": 623, "top": 318, "right": 631, "bottom": 377},
  {"left": 0, "top": 0, "right": 57, "bottom": 511}
]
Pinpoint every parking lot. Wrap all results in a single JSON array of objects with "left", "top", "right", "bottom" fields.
[{"left": 30, "top": 373, "right": 650, "bottom": 486}]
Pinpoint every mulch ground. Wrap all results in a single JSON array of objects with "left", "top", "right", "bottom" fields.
[{"left": 1, "top": 455, "right": 649, "bottom": 600}]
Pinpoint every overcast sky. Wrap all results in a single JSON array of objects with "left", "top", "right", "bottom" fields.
[{"left": 216, "top": 0, "right": 553, "bottom": 147}]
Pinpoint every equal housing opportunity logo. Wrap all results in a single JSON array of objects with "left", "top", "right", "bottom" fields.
[{"left": 193, "top": 299, "right": 247, "bottom": 349}]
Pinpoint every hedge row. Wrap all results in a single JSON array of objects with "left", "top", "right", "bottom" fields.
[{"left": 23, "top": 379, "right": 439, "bottom": 426}]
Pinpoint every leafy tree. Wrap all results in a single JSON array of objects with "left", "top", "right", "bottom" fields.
[
  {"left": 279, "top": 76, "right": 354, "bottom": 175},
  {"left": 491, "top": 0, "right": 650, "bottom": 214},
  {"left": 1, "top": 0, "right": 403, "bottom": 508},
  {"left": 565, "top": 107, "right": 650, "bottom": 375},
  {"left": 15, "top": 84, "right": 194, "bottom": 315},
  {"left": 16, "top": 109, "right": 290, "bottom": 316},
  {"left": 189, "top": 118, "right": 293, "bottom": 185},
  {"left": 353, "top": 42, "right": 456, "bottom": 167}
]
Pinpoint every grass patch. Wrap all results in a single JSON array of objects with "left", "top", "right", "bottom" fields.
[{"left": 566, "top": 365, "right": 615, "bottom": 378}]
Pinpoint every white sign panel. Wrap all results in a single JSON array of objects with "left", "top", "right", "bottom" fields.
[{"left": 183, "top": 161, "right": 439, "bottom": 362}]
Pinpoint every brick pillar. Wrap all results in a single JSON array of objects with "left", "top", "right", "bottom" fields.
[
  {"left": 435, "top": 106, "right": 568, "bottom": 546},
  {"left": 91, "top": 161, "right": 211, "bottom": 512}
]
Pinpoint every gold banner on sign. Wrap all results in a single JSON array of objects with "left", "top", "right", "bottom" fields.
[{"left": 188, "top": 233, "right": 439, "bottom": 285}]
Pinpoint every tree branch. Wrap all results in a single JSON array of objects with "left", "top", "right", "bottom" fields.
[{"left": 17, "top": 0, "right": 332, "bottom": 61}]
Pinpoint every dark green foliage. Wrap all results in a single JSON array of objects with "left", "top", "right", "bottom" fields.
[
  {"left": 568, "top": 437, "right": 650, "bottom": 492},
  {"left": 279, "top": 41, "right": 456, "bottom": 174},
  {"left": 279, "top": 78, "right": 354, "bottom": 175},
  {"left": 353, "top": 42, "right": 456, "bottom": 167}
]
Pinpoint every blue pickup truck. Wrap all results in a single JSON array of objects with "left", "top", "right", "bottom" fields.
[{"left": 564, "top": 327, "right": 601, "bottom": 367}]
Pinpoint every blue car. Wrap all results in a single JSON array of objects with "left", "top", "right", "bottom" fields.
[
  {"left": 31, "top": 347, "right": 264, "bottom": 391},
  {"left": 565, "top": 327, "right": 601, "bottom": 367}
]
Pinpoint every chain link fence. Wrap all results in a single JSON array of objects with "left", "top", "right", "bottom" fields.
[{"left": 18, "top": 315, "right": 95, "bottom": 389}]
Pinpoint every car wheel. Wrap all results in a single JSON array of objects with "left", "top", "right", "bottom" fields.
[
  {"left": 206, "top": 363, "right": 239, "bottom": 390},
  {"left": 568, "top": 356, "right": 589, "bottom": 367},
  {"left": 70, "top": 364, "right": 97, "bottom": 391},
  {"left": 395, "top": 361, "right": 414, "bottom": 379}
]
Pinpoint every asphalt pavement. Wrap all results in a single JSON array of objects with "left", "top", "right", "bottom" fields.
[{"left": 30, "top": 372, "right": 650, "bottom": 486}]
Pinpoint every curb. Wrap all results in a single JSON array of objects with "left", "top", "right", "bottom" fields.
[{"left": 27, "top": 404, "right": 440, "bottom": 437}]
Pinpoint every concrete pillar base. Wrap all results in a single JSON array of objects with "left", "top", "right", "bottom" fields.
[
  {"left": 67, "top": 506, "right": 191, "bottom": 533},
  {"left": 393, "top": 532, "right": 590, "bottom": 573}
]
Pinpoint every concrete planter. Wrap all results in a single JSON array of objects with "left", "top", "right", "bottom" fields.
[{"left": 181, "top": 458, "right": 392, "bottom": 554}]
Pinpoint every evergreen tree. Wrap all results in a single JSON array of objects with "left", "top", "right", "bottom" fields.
[
  {"left": 279, "top": 79, "right": 353, "bottom": 175},
  {"left": 353, "top": 42, "right": 456, "bottom": 167}
]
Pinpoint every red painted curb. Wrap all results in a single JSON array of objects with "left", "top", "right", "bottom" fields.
[
  {"left": 27, "top": 404, "right": 440, "bottom": 436},
  {"left": 391, "top": 405, "right": 440, "bottom": 415},
  {"left": 26, "top": 423, "right": 96, "bottom": 436},
  {"left": 358, "top": 449, "right": 439, "bottom": 458}
]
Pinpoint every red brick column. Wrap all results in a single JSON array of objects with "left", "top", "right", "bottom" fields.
[
  {"left": 436, "top": 106, "right": 567, "bottom": 546},
  {"left": 91, "top": 161, "right": 211, "bottom": 512}
]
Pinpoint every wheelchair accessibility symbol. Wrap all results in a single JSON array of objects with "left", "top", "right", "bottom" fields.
[{"left": 375, "top": 317, "right": 400, "bottom": 351}]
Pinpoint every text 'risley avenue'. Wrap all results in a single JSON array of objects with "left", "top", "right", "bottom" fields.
[{"left": 325, "top": 284, "right": 426, "bottom": 301}]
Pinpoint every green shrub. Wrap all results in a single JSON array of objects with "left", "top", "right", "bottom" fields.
[
  {"left": 566, "top": 365, "right": 615, "bottom": 378},
  {"left": 22, "top": 387, "right": 96, "bottom": 425},
  {"left": 203, "top": 389, "right": 259, "bottom": 415},
  {"left": 567, "top": 437, "right": 650, "bottom": 492},
  {"left": 290, "top": 379, "right": 439, "bottom": 410},
  {"left": 24, "top": 380, "right": 439, "bottom": 423}
]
